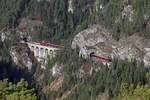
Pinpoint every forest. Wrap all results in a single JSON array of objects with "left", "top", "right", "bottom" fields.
[
  {"left": 0, "top": 0, "right": 150, "bottom": 42},
  {"left": 44, "top": 45, "right": 150, "bottom": 99},
  {"left": 0, "top": 0, "right": 150, "bottom": 100}
]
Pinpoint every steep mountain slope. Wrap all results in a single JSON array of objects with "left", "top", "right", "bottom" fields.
[
  {"left": 72, "top": 25, "right": 150, "bottom": 67},
  {"left": 0, "top": 0, "right": 150, "bottom": 100},
  {"left": 1, "top": 0, "right": 149, "bottom": 42}
]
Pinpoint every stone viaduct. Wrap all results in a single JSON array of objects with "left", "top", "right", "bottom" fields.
[{"left": 27, "top": 41, "right": 64, "bottom": 59}]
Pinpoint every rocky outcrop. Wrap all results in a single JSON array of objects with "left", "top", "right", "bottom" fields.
[
  {"left": 72, "top": 25, "right": 150, "bottom": 67},
  {"left": 68, "top": 0, "right": 74, "bottom": 13},
  {"left": 0, "top": 32, "right": 6, "bottom": 42},
  {"left": 122, "top": 4, "right": 134, "bottom": 22},
  {"left": 10, "top": 43, "right": 38, "bottom": 70},
  {"left": 72, "top": 25, "right": 112, "bottom": 49}
]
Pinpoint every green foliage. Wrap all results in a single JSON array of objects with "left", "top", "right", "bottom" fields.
[
  {"left": 1, "top": 0, "right": 150, "bottom": 42},
  {"left": 23, "top": 0, "right": 93, "bottom": 42},
  {"left": 0, "top": 0, "right": 24, "bottom": 28},
  {"left": 68, "top": 84, "right": 96, "bottom": 100},
  {"left": 1, "top": 0, "right": 150, "bottom": 99},
  {"left": 97, "top": 0, "right": 150, "bottom": 40},
  {"left": 114, "top": 83, "right": 150, "bottom": 100},
  {"left": 0, "top": 79, "right": 37, "bottom": 100},
  {"left": 46, "top": 46, "right": 148, "bottom": 99},
  {"left": 27, "top": 0, "right": 150, "bottom": 41}
]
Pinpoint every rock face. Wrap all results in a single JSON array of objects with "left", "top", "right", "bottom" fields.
[
  {"left": 51, "top": 63, "right": 64, "bottom": 77},
  {"left": 72, "top": 25, "right": 112, "bottom": 49},
  {"left": 122, "top": 4, "right": 134, "bottom": 22},
  {"left": 18, "top": 17, "right": 43, "bottom": 30},
  {"left": 0, "top": 32, "right": 6, "bottom": 42},
  {"left": 68, "top": 0, "right": 74, "bottom": 13},
  {"left": 18, "top": 17, "right": 43, "bottom": 41},
  {"left": 0, "top": 30, "right": 11, "bottom": 43},
  {"left": 10, "top": 43, "right": 38, "bottom": 70},
  {"left": 72, "top": 25, "right": 150, "bottom": 67}
]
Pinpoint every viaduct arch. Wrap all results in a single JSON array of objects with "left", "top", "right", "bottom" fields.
[{"left": 27, "top": 41, "right": 63, "bottom": 59}]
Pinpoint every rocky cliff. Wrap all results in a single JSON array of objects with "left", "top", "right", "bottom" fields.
[{"left": 72, "top": 25, "right": 150, "bottom": 67}]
